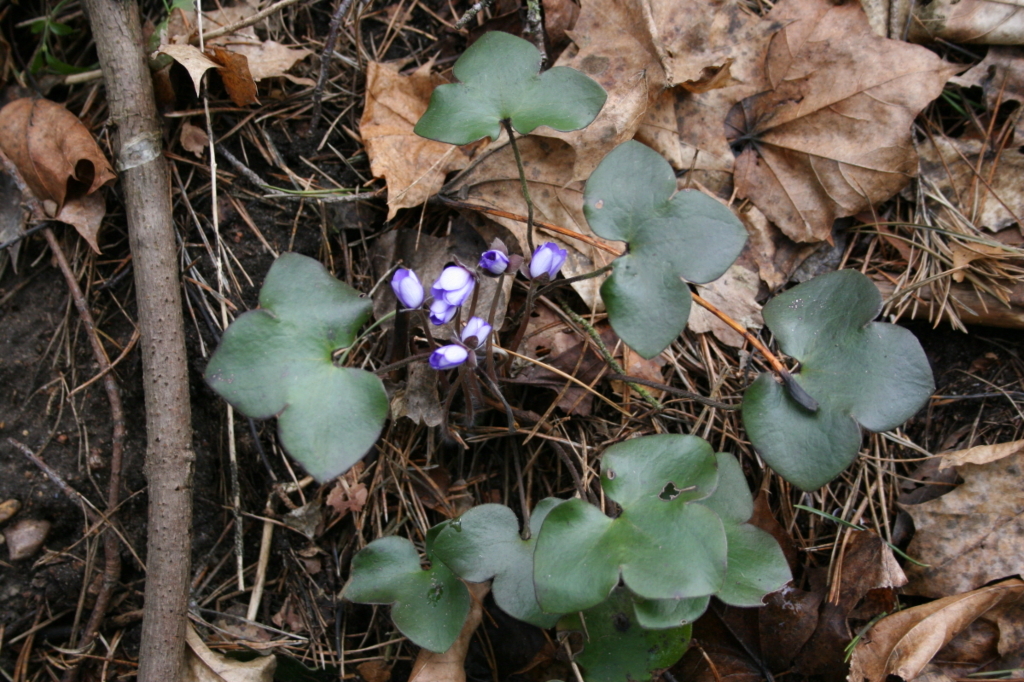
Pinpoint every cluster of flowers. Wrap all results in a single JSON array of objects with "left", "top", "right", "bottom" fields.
[{"left": 390, "top": 242, "right": 568, "bottom": 371}]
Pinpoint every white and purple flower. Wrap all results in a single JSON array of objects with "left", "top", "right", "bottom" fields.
[
  {"left": 429, "top": 344, "right": 469, "bottom": 370},
  {"left": 528, "top": 242, "right": 567, "bottom": 280},
  {"left": 431, "top": 265, "right": 475, "bottom": 307},
  {"left": 390, "top": 268, "right": 424, "bottom": 309}
]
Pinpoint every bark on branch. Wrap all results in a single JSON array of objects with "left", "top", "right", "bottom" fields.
[{"left": 80, "top": 0, "right": 195, "bottom": 678}]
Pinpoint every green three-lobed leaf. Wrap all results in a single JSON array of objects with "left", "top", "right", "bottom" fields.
[
  {"left": 346, "top": 534, "right": 470, "bottom": 653},
  {"left": 204, "top": 253, "right": 389, "bottom": 482},
  {"left": 742, "top": 270, "right": 935, "bottom": 491},
  {"left": 534, "top": 434, "right": 727, "bottom": 613},
  {"left": 583, "top": 141, "right": 749, "bottom": 359},
  {"left": 414, "top": 31, "right": 607, "bottom": 145},
  {"left": 431, "top": 499, "right": 564, "bottom": 628},
  {"left": 558, "top": 587, "right": 692, "bottom": 682}
]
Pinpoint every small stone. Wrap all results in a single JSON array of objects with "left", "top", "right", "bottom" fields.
[
  {"left": 5, "top": 519, "right": 51, "bottom": 561},
  {"left": 0, "top": 499, "right": 20, "bottom": 524}
]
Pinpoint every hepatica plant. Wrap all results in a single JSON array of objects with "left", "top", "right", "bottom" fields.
[{"left": 202, "top": 29, "right": 936, "bottom": 681}]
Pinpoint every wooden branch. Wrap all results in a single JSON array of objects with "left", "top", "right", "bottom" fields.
[{"left": 81, "top": 0, "right": 195, "bottom": 679}]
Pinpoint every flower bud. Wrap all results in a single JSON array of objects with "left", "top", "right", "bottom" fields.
[
  {"left": 460, "top": 317, "right": 492, "bottom": 349},
  {"left": 429, "top": 344, "right": 469, "bottom": 370},
  {"left": 528, "top": 242, "right": 568, "bottom": 280},
  {"left": 391, "top": 268, "right": 424, "bottom": 309},
  {"left": 479, "top": 249, "right": 509, "bottom": 275},
  {"left": 431, "top": 265, "right": 475, "bottom": 306},
  {"left": 429, "top": 299, "right": 457, "bottom": 326}
]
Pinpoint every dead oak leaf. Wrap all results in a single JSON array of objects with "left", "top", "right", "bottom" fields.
[
  {"left": 361, "top": 61, "right": 478, "bottom": 220},
  {"left": 849, "top": 579, "right": 1024, "bottom": 682},
  {"left": 0, "top": 98, "right": 114, "bottom": 222},
  {"left": 903, "top": 451, "right": 1024, "bottom": 598},
  {"left": 952, "top": 47, "right": 1024, "bottom": 142},
  {"left": 909, "top": 0, "right": 1024, "bottom": 45},
  {"left": 207, "top": 46, "right": 259, "bottom": 107},
  {"left": 226, "top": 40, "right": 312, "bottom": 83},
  {"left": 728, "top": 0, "right": 956, "bottom": 243},
  {"left": 157, "top": 43, "right": 220, "bottom": 95}
]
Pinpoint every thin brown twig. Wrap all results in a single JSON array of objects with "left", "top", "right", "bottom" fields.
[
  {"left": 310, "top": 0, "right": 357, "bottom": 135},
  {"left": 41, "top": 228, "right": 126, "bottom": 682}
]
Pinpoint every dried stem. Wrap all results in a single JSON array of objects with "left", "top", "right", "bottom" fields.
[{"left": 310, "top": 0, "right": 356, "bottom": 135}]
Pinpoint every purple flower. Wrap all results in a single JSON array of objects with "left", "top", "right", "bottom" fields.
[
  {"left": 431, "top": 265, "right": 475, "bottom": 306},
  {"left": 429, "top": 344, "right": 469, "bottom": 370},
  {"left": 529, "top": 242, "right": 568, "bottom": 280},
  {"left": 391, "top": 268, "right": 424, "bottom": 309},
  {"left": 429, "top": 299, "right": 457, "bottom": 325},
  {"left": 479, "top": 249, "right": 509, "bottom": 275},
  {"left": 461, "top": 317, "right": 492, "bottom": 349}
]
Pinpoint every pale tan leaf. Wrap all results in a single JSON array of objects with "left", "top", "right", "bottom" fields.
[
  {"left": 185, "top": 625, "right": 276, "bottom": 682},
  {"left": 687, "top": 263, "right": 763, "bottom": 347},
  {"left": 903, "top": 451, "right": 1024, "bottom": 597},
  {"left": 939, "top": 438, "right": 1024, "bottom": 470},
  {"left": 848, "top": 580, "right": 1024, "bottom": 682},
  {"left": 54, "top": 192, "right": 107, "bottom": 254},
  {"left": 917, "top": 135, "right": 1024, "bottom": 234},
  {"left": 180, "top": 121, "right": 210, "bottom": 158},
  {"left": 909, "top": 0, "right": 1024, "bottom": 44},
  {"left": 158, "top": 43, "right": 220, "bottom": 95},
  {"left": 360, "top": 61, "right": 479, "bottom": 220},
  {"left": 0, "top": 98, "right": 115, "bottom": 220},
  {"left": 730, "top": 0, "right": 956, "bottom": 243},
  {"left": 226, "top": 40, "right": 311, "bottom": 81},
  {"left": 952, "top": 47, "right": 1024, "bottom": 143},
  {"left": 409, "top": 582, "right": 489, "bottom": 682}
]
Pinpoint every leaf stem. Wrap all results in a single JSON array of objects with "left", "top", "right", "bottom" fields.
[
  {"left": 556, "top": 300, "right": 662, "bottom": 410},
  {"left": 502, "top": 119, "right": 536, "bottom": 254},
  {"left": 537, "top": 264, "right": 612, "bottom": 298}
]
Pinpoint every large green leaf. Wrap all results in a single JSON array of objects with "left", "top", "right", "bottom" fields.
[
  {"left": 431, "top": 499, "right": 564, "bottom": 628},
  {"left": 742, "top": 270, "right": 934, "bottom": 490},
  {"left": 414, "top": 32, "right": 606, "bottom": 145},
  {"left": 583, "top": 141, "right": 748, "bottom": 359},
  {"left": 204, "top": 253, "right": 389, "bottom": 482},
  {"left": 534, "top": 434, "right": 727, "bottom": 613},
  {"left": 346, "top": 534, "right": 470, "bottom": 654},
  {"left": 559, "top": 587, "right": 691, "bottom": 682},
  {"left": 699, "top": 453, "right": 791, "bottom": 606}
]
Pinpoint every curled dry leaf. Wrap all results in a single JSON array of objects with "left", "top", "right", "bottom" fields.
[
  {"left": 157, "top": 44, "right": 220, "bottom": 95},
  {"left": 226, "top": 40, "right": 312, "bottom": 83},
  {"left": 54, "top": 192, "right": 107, "bottom": 254},
  {"left": 904, "top": 450, "right": 1024, "bottom": 597},
  {"left": 208, "top": 46, "right": 259, "bottom": 107},
  {"left": 0, "top": 98, "right": 115, "bottom": 251},
  {"left": 848, "top": 579, "right": 1024, "bottom": 682},
  {"left": 361, "top": 61, "right": 479, "bottom": 220},
  {"left": 909, "top": 0, "right": 1024, "bottom": 44},
  {"left": 729, "top": 0, "right": 956, "bottom": 243},
  {"left": 184, "top": 625, "right": 276, "bottom": 682},
  {"left": 939, "top": 438, "right": 1024, "bottom": 469},
  {"left": 326, "top": 480, "right": 367, "bottom": 517}
]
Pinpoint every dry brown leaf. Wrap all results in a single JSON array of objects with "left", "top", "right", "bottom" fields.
[
  {"left": 687, "top": 263, "right": 763, "bottom": 347},
  {"left": 361, "top": 61, "right": 479, "bottom": 220},
  {"left": 184, "top": 625, "right": 276, "bottom": 682},
  {"left": 952, "top": 47, "right": 1024, "bottom": 143},
  {"left": 909, "top": 0, "right": 1024, "bottom": 44},
  {"left": 180, "top": 121, "right": 209, "bottom": 158},
  {"left": 903, "top": 451, "right": 1024, "bottom": 597},
  {"left": 939, "top": 438, "right": 1024, "bottom": 469},
  {"left": 226, "top": 40, "right": 311, "bottom": 82},
  {"left": 737, "top": 203, "right": 820, "bottom": 290},
  {"left": 917, "top": 135, "right": 1024, "bottom": 234},
  {"left": 729, "top": 0, "right": 956, "bottom": 243},
  {"left": 158, "top": 43, "right": 220, "bottom": 95},
  {"left": 326, "top": 480, "right": 367, "bottom": 517},
  {"left": 451, "top": 136, "right": 615, "bottom": 307},
  {"left": 54, "top": 192, "right": 107, "bottom": 254},
  {"left": 0, "top": 98, "right": 115, "bottom": 231},
  {"left": 848, "top": 579, "right": 1024, "bottom": 682},
  {"left": 539, "top": 0, "right": 667, "bottom": 181},
  {"left": 208, "top": 46, "right": 259, "bottom": 107},
  {"left": 356, "top": 661, "right": 392, "bottom": 682},
  {"left": 409, "top": 582, "right": 490, "bottom": 682}
]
